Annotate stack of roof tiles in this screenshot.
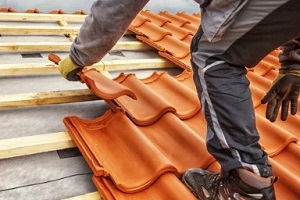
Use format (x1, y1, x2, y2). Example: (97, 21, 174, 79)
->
(62, 10, 300, 199)
(6, 7, 297, 199)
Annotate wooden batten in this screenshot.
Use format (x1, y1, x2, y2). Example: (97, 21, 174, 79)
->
(0, 25, 80, 35)
(0, 63, 59, 75)
(0, 25, 131, 36)
(0, 89, 99, 109)
(97, 58, 174, 71)
(0, 58, 174, 76)
(0, 132, 76, 159)
(0, 41, 151, 52)
(0, 12, 86, 22)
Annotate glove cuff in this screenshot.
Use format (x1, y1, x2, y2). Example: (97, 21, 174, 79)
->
(279, 69, 300, 77)
(273, 70, 300, 86)
(58, 56, 80, 80)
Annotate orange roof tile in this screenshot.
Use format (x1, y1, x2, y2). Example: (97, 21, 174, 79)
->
(158, 11, 191, 27)
(0, 7, 17, 12)
(43, 10, 300, 200)
(140, 10, 171, 27)
(80, 68, 137, 101)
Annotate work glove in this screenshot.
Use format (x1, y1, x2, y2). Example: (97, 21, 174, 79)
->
(58, 56, 83, 81)
(261, 73, 300, 122)
(261, 38, 300, 122)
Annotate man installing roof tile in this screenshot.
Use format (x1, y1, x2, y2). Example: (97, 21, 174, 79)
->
(58, 0, 300, 199)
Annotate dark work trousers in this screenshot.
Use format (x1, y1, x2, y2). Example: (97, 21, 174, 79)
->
(191, 0, 300, 177)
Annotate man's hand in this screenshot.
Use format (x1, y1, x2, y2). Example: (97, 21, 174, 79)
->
(261, 74, 300, 122)
(58, 56, 83, 81)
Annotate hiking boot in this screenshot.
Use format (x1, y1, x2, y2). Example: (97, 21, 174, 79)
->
(182, 168, 276, 200)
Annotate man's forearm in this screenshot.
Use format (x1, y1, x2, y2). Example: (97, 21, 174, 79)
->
(70, 0, 149, 67)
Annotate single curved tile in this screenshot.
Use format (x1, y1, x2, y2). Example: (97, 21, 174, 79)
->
(114, 74, 176, 126)
(80, 68, 137, 100)
(176, 12, 201, 27)
(159, 11, 191, 27)
(130, 14, 151, 28)
(140, 10, 171, 27)
(143, 72, 200, 119)
(161, 22, 193, 40)
(133, 21, 172, 42)
(138, 112, 214, 174)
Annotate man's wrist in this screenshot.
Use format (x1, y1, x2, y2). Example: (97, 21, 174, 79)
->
(58, 56, 82, 81)
(279, 69, 300, 77)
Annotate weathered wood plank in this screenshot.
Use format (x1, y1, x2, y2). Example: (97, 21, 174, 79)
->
(0, 12, 86, 22)
(0, 25, 80, 35)
(0, 63, 58, 75)
(0, 58, 174, 75)
(99, 58, 174, 71)
(0, 41, 151, 52)
(0, 132, 76, 159)
(0, 42, 72, 52)
(0, 25, 132, 36)
(114, 41, 152, 51)
(0, 89, 99, 109)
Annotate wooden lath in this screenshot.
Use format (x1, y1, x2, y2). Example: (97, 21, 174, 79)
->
(0, 23, 131, 37)
(0, 25, 80, 35)
(0, 41, 152, 52)
(0, 132, 76, 159)
(0, 12, 86, 22)
(0, 58, 174, 76)
(0, 89, 98, 109)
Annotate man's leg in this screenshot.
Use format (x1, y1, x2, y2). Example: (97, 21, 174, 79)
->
(184, 0, 300, 199)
